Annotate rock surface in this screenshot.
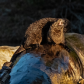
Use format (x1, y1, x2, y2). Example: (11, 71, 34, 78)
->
(0, 46, 19, 69)
(65, 33, 84, 78)
(0, 33, 84, 84)
(9, 33, 84, 84)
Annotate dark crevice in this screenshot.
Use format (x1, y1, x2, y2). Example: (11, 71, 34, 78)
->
(41, 21, 54, 44)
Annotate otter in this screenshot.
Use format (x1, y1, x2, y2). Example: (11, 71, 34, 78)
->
(10, 18, 70, 62)
(23, 18, 70, 47)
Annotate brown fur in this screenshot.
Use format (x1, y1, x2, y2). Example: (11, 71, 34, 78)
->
(10, 18, 70, 62)
(23, 18, 58, 48)
(48, 18, 70, 44)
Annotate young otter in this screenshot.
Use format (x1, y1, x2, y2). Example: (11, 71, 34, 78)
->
(23, 18, 70, 48)
(10, 18, 70, 62)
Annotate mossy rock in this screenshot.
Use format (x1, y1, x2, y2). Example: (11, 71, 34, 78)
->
(65, 33, 84, 78)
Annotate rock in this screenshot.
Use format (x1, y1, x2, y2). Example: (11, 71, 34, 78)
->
(9, 33, 84, 84)
(0, 33, 84, 84)
(0, 46, 19, 69)
(9, 45, 78, 84)
(65, 33, 84, 78)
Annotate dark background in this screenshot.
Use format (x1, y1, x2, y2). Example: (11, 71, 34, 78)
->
(0, 0, 84, 46)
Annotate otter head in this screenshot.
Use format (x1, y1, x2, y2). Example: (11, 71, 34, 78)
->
(48, 18, 70, 44)
(55, 18, 70, 32)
